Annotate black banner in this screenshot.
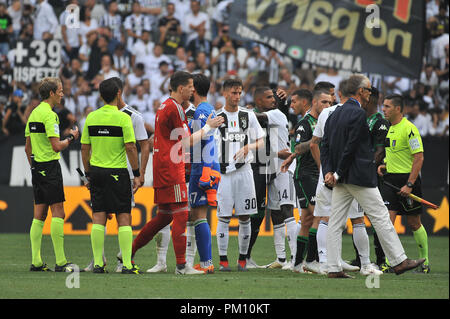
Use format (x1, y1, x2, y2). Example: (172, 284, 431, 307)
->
(230, 0, 425, 78)
(13, 40, 62, 83)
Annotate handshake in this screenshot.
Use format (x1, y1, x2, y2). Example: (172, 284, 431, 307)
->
(198, 166, 221, 207)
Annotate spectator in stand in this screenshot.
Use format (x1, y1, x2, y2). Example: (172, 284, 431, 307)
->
(99, 54, 120, 80)
(7, 0, 21, 40)
(186, 25, 211, 63)
(243, 45, 268, 75)
(124, 63, 146, 97)
(211, 39, 238, 79)
(183, 0, 210, 45)
(124, 1, 151, 53)
(33, 0, 58, 41)
(421, 63, 440, 88)
(431, 106, 450, 136)
(79, 5, 100, 46)
(112, 43, 131, 81)
(211, 0, 232, 39)
(139, 0, 163, 32)
(267, 48, 284, 86)
(279, 67, 301, 95)
(59, 0, 81, 61)
(158, 1, 182, 57)
(86, 34, 112, 80)
(0, 2, 13, 56)
(79, 31, 97, 74)
(2, 89, 26, 136)
(141, 43, 172, 77)
(79, 105, 94, 134)
(61, 79, 78, 118)
(100, 0, 123, 43)
(132, 29, 155, 67)
(151, 61, 171, 98)
(129, 84, 150, 114)
(75, 78, 99, 111)
(172, 46, 187, 71)
(315, 67, 342, 98)
(54, 98, 77, 137)
(194, 51, 211, 78)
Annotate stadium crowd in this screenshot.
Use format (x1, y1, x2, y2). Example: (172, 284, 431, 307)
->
(0, 0, 449, 142)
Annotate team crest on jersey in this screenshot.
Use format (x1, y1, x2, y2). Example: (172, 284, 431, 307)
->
(296, 133, 301, 143)
(240, 117, 247, 130)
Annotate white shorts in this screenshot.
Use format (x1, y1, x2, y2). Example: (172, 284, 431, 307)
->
(267, 172, 296, 210)
(314, 182, 363, 219)
(217, 167, 257, 217)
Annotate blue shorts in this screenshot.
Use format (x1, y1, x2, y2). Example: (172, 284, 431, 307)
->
(188, 175, 208, 208)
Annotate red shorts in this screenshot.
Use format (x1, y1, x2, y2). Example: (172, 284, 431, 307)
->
(154, 183, 188, 204)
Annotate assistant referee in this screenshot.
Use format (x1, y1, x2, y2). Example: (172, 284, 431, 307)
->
(81, 77, 142, 274)
(25, 77, 79, 272)
(378, 94, 430, 273)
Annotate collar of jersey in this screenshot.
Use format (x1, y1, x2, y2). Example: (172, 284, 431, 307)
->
(39, 101, 52, 110)
(102, 104, 119, 111)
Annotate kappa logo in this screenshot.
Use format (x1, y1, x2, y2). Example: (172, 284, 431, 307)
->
(298, 126, 305, 132)
(198, 113, 206, 120)
(379, 125, 388, 131)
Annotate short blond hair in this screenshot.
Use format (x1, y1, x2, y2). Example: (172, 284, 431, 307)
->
(39, 77, 61, 100)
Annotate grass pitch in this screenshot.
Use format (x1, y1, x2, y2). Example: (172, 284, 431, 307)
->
(0, 234, 448, 299)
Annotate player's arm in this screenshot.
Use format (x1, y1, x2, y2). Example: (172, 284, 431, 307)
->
(137, 138, 150, 184)
(25, 136, 32, 167)
(122, 116, 141, 192)
(80, 143, 91, 189)
(278, 148, 292, 160)
(49, 126, 79, 152)
(234, 137, 264, 161)
(182, 113, 224, 148)
(310, 136, 322, 170)
(399, 152, 424, 197)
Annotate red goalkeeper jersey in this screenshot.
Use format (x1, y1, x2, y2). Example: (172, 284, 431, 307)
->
(153, 97, 190, 190)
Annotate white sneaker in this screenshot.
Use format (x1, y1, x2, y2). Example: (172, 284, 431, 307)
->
(175, 264, 204, 275)
(266, 260, 286, 269)
(246, 258, 263, 269)
(115, 261, 123, 273)
(146, 263, 167, 273)
(282, 261, 293, 270)
(341, 259, 360, 272)
(84, 260, 94, 272)
(360, 263, 383, 276)
(319, 262, 328, 274)
(304, 261, 321, 274)
(292, 262, 307, 273)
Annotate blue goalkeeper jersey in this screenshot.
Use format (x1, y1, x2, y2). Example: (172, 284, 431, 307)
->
(189, 102, 220, 175)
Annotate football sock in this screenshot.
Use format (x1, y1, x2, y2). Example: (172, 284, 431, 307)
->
(353, 223, 370, 265)
(294, 235, 308, 266)
(273, 223, 286, 262)
(132, 211, 173, 257)
(317, 220, 328, 264)
(372, 228, 385, 265)
(413, 224, 429, 265)
(238, 219, 251, 257)
(194, 219, 212, 264)
(91, 224, 105, 267)
(172, 210, 188, 265)
(186, 221, 197, 266)
(305, 227, 318, 263)
(247, 210, 265, 259)
(156, 224, 171, 265)
(118, 226, 133, 269)
(30, 218, 44, 267)
(216, 217, 230, 257)
(285, 217, 297, 262)
(51, 217, 67, 266)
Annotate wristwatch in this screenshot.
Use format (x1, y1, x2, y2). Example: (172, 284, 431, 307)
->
(406, 181, 414, 188)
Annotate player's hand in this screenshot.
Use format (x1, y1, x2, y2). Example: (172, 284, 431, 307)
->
(210, 169, 221, 186)
(398, 185, 412, 197)
(206, 113, 224, 128)
(377, 164, 386, 176)
(234, 145, 249, 162)
(276, 88, 287, 101)
(280, 154, 294, 173)
(132, 176, 142, 194)
(139, 173, 145, 186)
(69, 126, 79, 140)
(324, 172, 336, 187)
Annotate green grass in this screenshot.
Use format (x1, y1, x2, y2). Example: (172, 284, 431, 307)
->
(0, 234, 448, 299)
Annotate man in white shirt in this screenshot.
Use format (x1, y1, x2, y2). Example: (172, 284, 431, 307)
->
(60, 0, 81, 60)
(141, 43, 172, 77)
(131, 30, 155, 66)
(33, 0, 58, 40)
(124, 1, 151, 52)
(183, 0, 210, 44)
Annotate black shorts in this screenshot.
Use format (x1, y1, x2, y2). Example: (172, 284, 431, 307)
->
(380, 173, 423, 215)
(31, 160, 65, 205)
(252, 167, 267, 212)
(89, 166, 132, 214)
(294, 173, 319, 209)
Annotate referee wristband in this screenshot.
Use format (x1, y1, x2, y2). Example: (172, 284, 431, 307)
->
(132, 169, 141, 177)
(66, 134, 75, 144)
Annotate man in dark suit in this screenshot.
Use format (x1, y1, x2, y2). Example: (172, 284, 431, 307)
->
(321, 74, 425, 278)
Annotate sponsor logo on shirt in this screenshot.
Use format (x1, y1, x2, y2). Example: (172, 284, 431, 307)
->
(222, 132, 247, 142)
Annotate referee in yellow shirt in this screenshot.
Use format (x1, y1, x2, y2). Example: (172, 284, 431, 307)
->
(25, 77, 79, 272)
(81, 77, 142, 274)
(378, 94, 429, 273)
